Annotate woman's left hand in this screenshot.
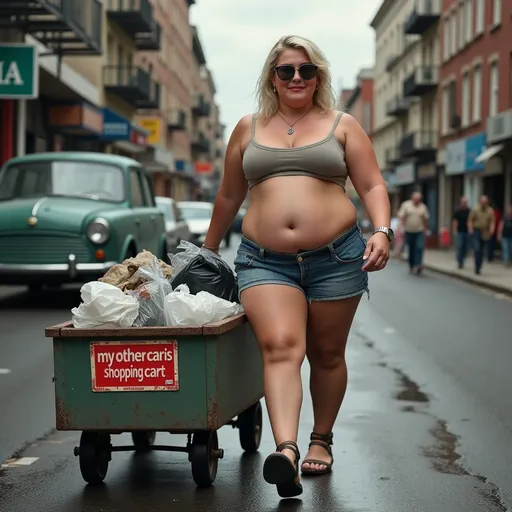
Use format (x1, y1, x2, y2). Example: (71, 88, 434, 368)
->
(362, 233, 390, 272)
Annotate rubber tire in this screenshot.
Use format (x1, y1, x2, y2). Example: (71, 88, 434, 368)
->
(131, 431, 156, 453)
(78, 431, 110, 485)
(190, 430, 219, 488)
(238, 401, 263, 453)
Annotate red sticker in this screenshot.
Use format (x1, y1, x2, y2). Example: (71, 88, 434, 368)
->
(90, 340, 179, 392)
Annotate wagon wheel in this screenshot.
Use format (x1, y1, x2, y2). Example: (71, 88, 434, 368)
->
(190, 430, 223, 488)
(238, 401, 263, 453)
(132, 431, 156, 453)
(78, 431, 111, 485)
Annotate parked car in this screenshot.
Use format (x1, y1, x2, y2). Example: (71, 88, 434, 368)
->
(177, 201, 214, 246)
(0, 152, 167, 291)
(155, 196, 191, 252)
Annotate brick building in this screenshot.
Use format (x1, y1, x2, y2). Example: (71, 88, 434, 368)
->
(439, 0, 511, 226)
(344, 68, 374, 137)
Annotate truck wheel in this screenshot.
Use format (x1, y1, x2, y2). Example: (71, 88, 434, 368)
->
(131, 431, 156, 453)
(190, 430, 222, 487)
(238, 401, 263, 453)
(78, 431, 110, 485)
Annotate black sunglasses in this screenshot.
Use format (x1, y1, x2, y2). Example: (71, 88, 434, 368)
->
(274, 63, 318, 81)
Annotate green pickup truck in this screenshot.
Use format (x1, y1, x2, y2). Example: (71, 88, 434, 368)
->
(0, 152, 167, 291)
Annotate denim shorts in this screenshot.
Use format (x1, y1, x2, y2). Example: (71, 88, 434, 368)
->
(234, 224, 370, 302)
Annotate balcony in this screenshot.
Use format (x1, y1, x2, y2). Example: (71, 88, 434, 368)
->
(104, 66, 152, 103)
(167, 109, 187, 131)
(385, 54, 401, 72)
(0, 0, 102, 55)
(106, 0, 153, 35)
(403, 66, 438, 97)
(404, 0, 441, 35)
(191, 132, 211, 154)
(135, 22, 161, 51)
(386, 96, 410, 117)
(137, 80, 160, 109)
(399, 131, 437, 159)
(386, 147, 403, 166)
(192, 95, 211, 118)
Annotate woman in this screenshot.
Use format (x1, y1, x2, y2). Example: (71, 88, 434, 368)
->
(203, 35, 391, 498)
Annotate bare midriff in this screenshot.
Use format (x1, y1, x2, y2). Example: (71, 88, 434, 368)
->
(242, 176, 357, 253)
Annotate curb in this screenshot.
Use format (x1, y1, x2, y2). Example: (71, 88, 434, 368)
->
(423, 263, 512, 297)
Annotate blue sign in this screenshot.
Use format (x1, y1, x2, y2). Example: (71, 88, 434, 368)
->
(175, 159, 193, 173)
(464, 132, 486, 172)
(101, 108, 130, 140)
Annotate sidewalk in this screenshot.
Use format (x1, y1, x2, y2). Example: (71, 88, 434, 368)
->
(421, 249, 512, 295)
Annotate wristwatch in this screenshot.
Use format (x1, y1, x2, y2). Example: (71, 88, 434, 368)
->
(373, 226, 394, 242)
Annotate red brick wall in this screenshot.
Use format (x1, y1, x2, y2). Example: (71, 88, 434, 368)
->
(439, 0, 512, 148)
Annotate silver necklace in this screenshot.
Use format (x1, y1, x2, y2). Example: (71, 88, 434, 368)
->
(277, 107, 314, 135)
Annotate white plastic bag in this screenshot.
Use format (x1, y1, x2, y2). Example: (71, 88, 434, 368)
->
(164, 284, 243, 327)
(72, 281, 139, 328)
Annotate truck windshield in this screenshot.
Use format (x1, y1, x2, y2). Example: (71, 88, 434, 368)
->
(0, 160, 125, 202)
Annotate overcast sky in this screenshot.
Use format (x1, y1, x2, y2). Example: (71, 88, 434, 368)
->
(190, 0, 381, 138)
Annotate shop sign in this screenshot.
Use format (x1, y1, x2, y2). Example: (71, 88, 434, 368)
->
(464, 132, 486, 172)
(0, 44, 39, 99)
(393, 162, 415, 185)
(195, 161, 213, 174)
(417, 163, 437, 181)
(445, 139, 465, 175)
(102, 108, 130, 140)
(130, 126, 147, 147)
(137, 117, 161, 145)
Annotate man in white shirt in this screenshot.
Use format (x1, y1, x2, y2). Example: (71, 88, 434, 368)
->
(398, 191, 430, 275)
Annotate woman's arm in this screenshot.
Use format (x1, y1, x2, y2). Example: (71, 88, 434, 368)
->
(203, 115, 251, 251)
(341, 114, 390, 230)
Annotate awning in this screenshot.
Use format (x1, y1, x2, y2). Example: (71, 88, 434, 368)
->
(475, 144, 504, 163)
(138, 146, 175, 172)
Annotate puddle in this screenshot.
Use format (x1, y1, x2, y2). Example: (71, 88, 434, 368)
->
(393, 369, 430, 403)
(423, 420, 469, 476)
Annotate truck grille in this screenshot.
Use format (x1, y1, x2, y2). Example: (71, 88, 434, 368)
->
(0, 234, 91, 264)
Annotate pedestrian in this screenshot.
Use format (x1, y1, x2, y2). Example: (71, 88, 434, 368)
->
(468, 195, 495, 275)
(202, 35, 391, 498)
(398, 191, 429, 275)
(497, 204, 512, 266)
(452, 196, 470, 269)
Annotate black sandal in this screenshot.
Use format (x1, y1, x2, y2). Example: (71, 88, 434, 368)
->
(263, 441, 303, 498)
(301, 432, 334, 476)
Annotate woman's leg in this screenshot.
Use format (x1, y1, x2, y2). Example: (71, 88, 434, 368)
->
(241, 284, 308, 467)
(301, 295, 361, 472)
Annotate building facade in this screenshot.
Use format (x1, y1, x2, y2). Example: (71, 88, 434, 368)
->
(371, 0, 441, 246)
(0, 0, 224, 202)
(439, 0, 511, 227)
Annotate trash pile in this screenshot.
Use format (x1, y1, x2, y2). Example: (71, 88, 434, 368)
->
(71, 242, 243, 329)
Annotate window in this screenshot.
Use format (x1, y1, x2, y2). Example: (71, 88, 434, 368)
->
(475, 0, 484, 33)
(489, 61, 499, 116)
(465, 0, 473, 43)
(472, 66, 482, 121)
(443, 17, 450, 61)
(451, 12, 457, 56)
(462, 72, 470, 126)
(442, 86, 450, 134)
(493, 0, 502, 25)
(130, 171, 144, 207)
(449, 81, 458, 127)
(458, 4, 465, 49)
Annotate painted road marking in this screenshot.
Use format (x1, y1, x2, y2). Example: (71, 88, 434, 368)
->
(1, 457, 39, 468)
(0, 368, 11, 375)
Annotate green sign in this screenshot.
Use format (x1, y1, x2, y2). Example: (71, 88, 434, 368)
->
(0, 44, 39, 99)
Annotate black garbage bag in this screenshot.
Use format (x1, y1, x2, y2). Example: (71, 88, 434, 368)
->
(170, 242, 239, 303)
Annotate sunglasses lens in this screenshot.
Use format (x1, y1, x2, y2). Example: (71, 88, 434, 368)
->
(299, 65, 317, 80)
(276, 66, 295, 81)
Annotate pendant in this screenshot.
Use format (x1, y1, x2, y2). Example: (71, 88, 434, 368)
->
(288, 127, 294, 135)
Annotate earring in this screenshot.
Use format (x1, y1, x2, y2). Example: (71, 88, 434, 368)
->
(273, 85, 277, 93)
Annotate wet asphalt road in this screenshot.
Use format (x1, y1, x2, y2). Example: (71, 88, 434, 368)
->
(1, 236, 512, 511)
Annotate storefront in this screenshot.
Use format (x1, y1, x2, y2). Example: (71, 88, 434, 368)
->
(485, 108, 512, 208)
(100, 108, 148, 157)
(417, 162, 439, 242)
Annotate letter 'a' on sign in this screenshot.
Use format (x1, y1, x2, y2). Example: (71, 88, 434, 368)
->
(0, 44, 39, 99)
(90, 340, 179, 392)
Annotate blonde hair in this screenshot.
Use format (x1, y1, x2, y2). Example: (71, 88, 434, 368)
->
(255, 35, 337, 119)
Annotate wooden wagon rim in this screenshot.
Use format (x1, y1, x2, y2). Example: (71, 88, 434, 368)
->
(45, 313, 248, 338)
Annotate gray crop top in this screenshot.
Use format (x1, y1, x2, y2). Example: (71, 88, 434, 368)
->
(242, 111, 348, 190)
